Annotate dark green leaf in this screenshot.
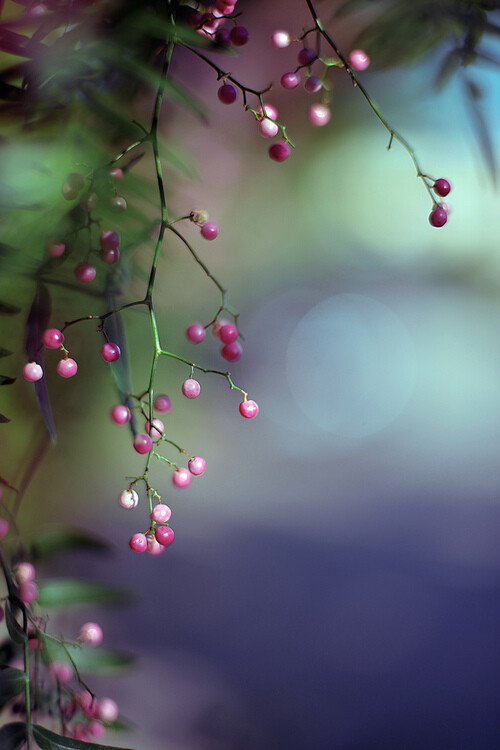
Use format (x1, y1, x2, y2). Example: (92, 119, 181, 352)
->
(5, 603, 28, 645)
(0, 667, 28, 709)
(0, 347, 13, 358)
(0, 374, 15, 385)
(0, 413, 11, 422)
(335, 0, 380, 18)
(0, 722, 27, 750)
(25, 283, 57, 442)
(33, 724, 136, 750)
(463, 75, 497, 184)
(37, 579, 131, 608)
(31, 527, 111, 561)
(0, 302, 21, 315)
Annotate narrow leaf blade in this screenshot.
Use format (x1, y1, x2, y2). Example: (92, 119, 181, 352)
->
(0, 722, 27, 750)
(5, 602, 28, 644)
(37, 579, 131, 608)
(33, 724, 136, 750)
(31, 526, 111, 561)
(0, 667, 28, 709)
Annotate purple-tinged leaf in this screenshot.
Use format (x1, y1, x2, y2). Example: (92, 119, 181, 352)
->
(0, 374, 15, 385)
(0, 722, 27, 750)
(0, 302, 21, 315)
(0, 413, 11, 422)
(25, 283, 57, 442)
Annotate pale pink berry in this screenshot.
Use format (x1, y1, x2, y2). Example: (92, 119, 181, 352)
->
(221, 341, 242, 361)
(200, 222, 219, 240)
(133, 434, 152, 454)
(76, 690, 98, 718)
(73, 724, 88, 741)
(348, 49, 370, 71)
(47, 239, 65, 258)
(215, 0, 234, 13)
(281, 72, 300, 89)
(23, 362, 43, 382)
(101, 342, 121, 362)
(42, 328, 64, 349)
(186, 323, 206, 343)
(118, 489, 139, 509)
(49, 661, 72, 685)
(269, 142, 291, 162)
(146, 535, 165, 555)
(155, 526, 175, 546)
(75, 262, 96, 283)
(239, 399, 259, 419)
(308, 103, 331, 127)
(15, 562, 35, 584)
(100, 230, 120, 252)
(259, 118, 279, 138)
(98, 697, 119, 723)
(271, 29, 290, 49)
(0, 518, 9, 539)
(111, 196, 127, 212)
(219, 323, 238, 343)
(188, 456, 206, 476)
(57, 358, 78, 378)
(182, 378, 200, 399)
(151, 503, 171, 523)
(129, 533, 147, 553)
(154, 394, 172, 414)
(259, 103, 278, 120)
(145, 418, 164, 439)
(172, 468, 191, 488)
(79, 622, 103, 646)
(88, 720, 106, 739)
(111, 404, 131, 425)
(109, 167, 124, 180)
(19, 581, 38, 603)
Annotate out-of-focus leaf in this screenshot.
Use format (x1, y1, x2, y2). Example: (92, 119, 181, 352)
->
(0, 412, 11, 422)
(0, 374, 15, 385)
(0, 667, 28, 710)
(33, 724, 136, 750)
(335, 0, 380, 18)
(31, 526, 111, 561)
(0, 722, 27, 750)
(81, 84, 143, 139)
(434, 48, 462, 90)
(5, 603, 28, 645)
(25, 282, 57, 442)
(463, 75, 497, 184)
(42, 639, 134, 675)
(37, 579, 131, 608)
(0, 302, 21, 314)
(0, 347, 13, 357)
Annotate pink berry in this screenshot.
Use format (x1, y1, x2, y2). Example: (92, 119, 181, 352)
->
(259, 118, 279, 138)
(429, 206, 448, 227)
(218, 83, 237, 105)
(280, 72, 300, 89)
(88, 720, 106, 739)
(101, 248, 120, 264)
(101, 342, 121, 362)
(200, 222, 219, 240)
(258, 103, 278, 120)
(186, 323, 206, 343)
(133, 434, 152, 454)
(42, 328, 64, 349)
(305, 75, 322, 94)
(57, 358, 78, 378)
(155, 526, 175, 546)
(19, 581, 38, 603)
(308, 103, 331, 127)
(146, 535, 165, 555)
(215, 0, 234, 11)
(269, 142, 291, 162)
(219, 323, 238, 344)
(76, 690, 98, 717)
(151, 503, 171, 523)
(182, 378, 201, 399)
(110, 196, 127, 212)
(348, 49, 370, 71)
(154, 394, 172, 414)
(129, 533, 147, 553)
(239, 399, 259, 419)
(47, 239, 65, 258)
(23, 362, 43, 382)
(97, 697, 119, 723)
(100, 230, 120, 252)
(271, 29, 290, 49)
(73, 724, 88, 741)
(111, 404, 131, 425)
(109, 167, 124, 180)
(145, 418, 164, 438)
(221, 341, 242, 362)
(298, 47, 316, 66)
(15, 562, 35, 584)
(75, 262, 96, 283)
(118, 489, 139, 509)
(0, 518, 9, 539)
(172, 468, 191, 488)
(212, 318, 231, 340)
(433, 178, 451, 197)
(230, 25, 248, 46)
(188, 10, 203, 27)
(49, 661, 72, 685)
(79, 622, 103, 646)
(188, 456, 206, 476)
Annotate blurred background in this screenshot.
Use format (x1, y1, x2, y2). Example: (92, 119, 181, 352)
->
(1, 0, 499, 747)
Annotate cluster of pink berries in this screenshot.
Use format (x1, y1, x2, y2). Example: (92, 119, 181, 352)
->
(62, 169, 126, 212)
(15, 561, 39, 605)
(180, 1, 248, 47)
(186, 317, 242, 362)
(428, 178, 451, 227)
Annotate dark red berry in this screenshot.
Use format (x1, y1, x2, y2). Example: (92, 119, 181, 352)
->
(230, 26, 249, 46)
(298, 47, 316, 66)
(429, 207, 448, 227)
(269, 142, 291, 162)
(433, 178, 451, 197)
(218, 83, 237, 104)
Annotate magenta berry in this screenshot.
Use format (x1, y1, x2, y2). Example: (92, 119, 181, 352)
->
(212, 318, 231, 339)
(129, 533, 147, 553)
(305, 75, 322, 94)
(269, 142, 291, 162)
(155, 526, 175, 546)
(49, 661, 72, 685)
(186, 323, 206, 343)
(172, 468, 191, 488)
(79, 622, 103, 646)
(308, 103, 331, 127)
(75, 262, 96, 283)
(47, 239, 65, 258)
(109, 167, 124, 180)
(188, 456, 206, 476)
(57, 357, 78, 378)
(151, 503, 172, 523)
(111, 404, 130, 425)
(118, 489, 139, 509)
(100, 230, 120, 252)
(98, 698, 119, 723)
(298, 47, 316, 66)
(23, 362, 43, 382)
(15, 562, 35, 584)
(145, 418, 164, 438)
(429, 206, 448, 227)
(348, 49, 370, 71)
(101, 342, 121, 362)
(218, 83, 237, 105)
(133, 433, 152, 454)
(280, 72, 300, 89)
(230, 25, 249, 46)
(215, 0, 234, 11)
(182, 378, 201, 399)
(73, 724, 88, 741)
(215, 28, 231, 46)
(200, 222, 219, 240)
(0, 518, 9, 540)
(221, 341, 242, 362)
(42, 328, 64, 349)
(219, 323, 238, 344)
(88, 721, 106, 739)
(154, 394, 172, 414)
(271, 29, 290, 49)
(239, 399, 259, 419)
(110, 195, 127, 212)
(19, 581, 38, 604)
(433, 178, 451, 197)
(101, 248, 120, 264)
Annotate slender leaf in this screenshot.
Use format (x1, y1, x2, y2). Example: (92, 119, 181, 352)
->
(0, 347, 13, 358)
(0, 302, 21, 315)
(0, 667, 28, 710)
(0, 722, 27, 750)
(463, 75, 497, 184)
(42, 639, 134, 675)
(0, 413, 11, 422)
(0, 374, 15, 385)
(37, 579, 131, 608)
(31, 527, 111, 561)
(5, 602, 28, 644)
(25, 283, 57, 441)
(33, 724, 136, 750)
